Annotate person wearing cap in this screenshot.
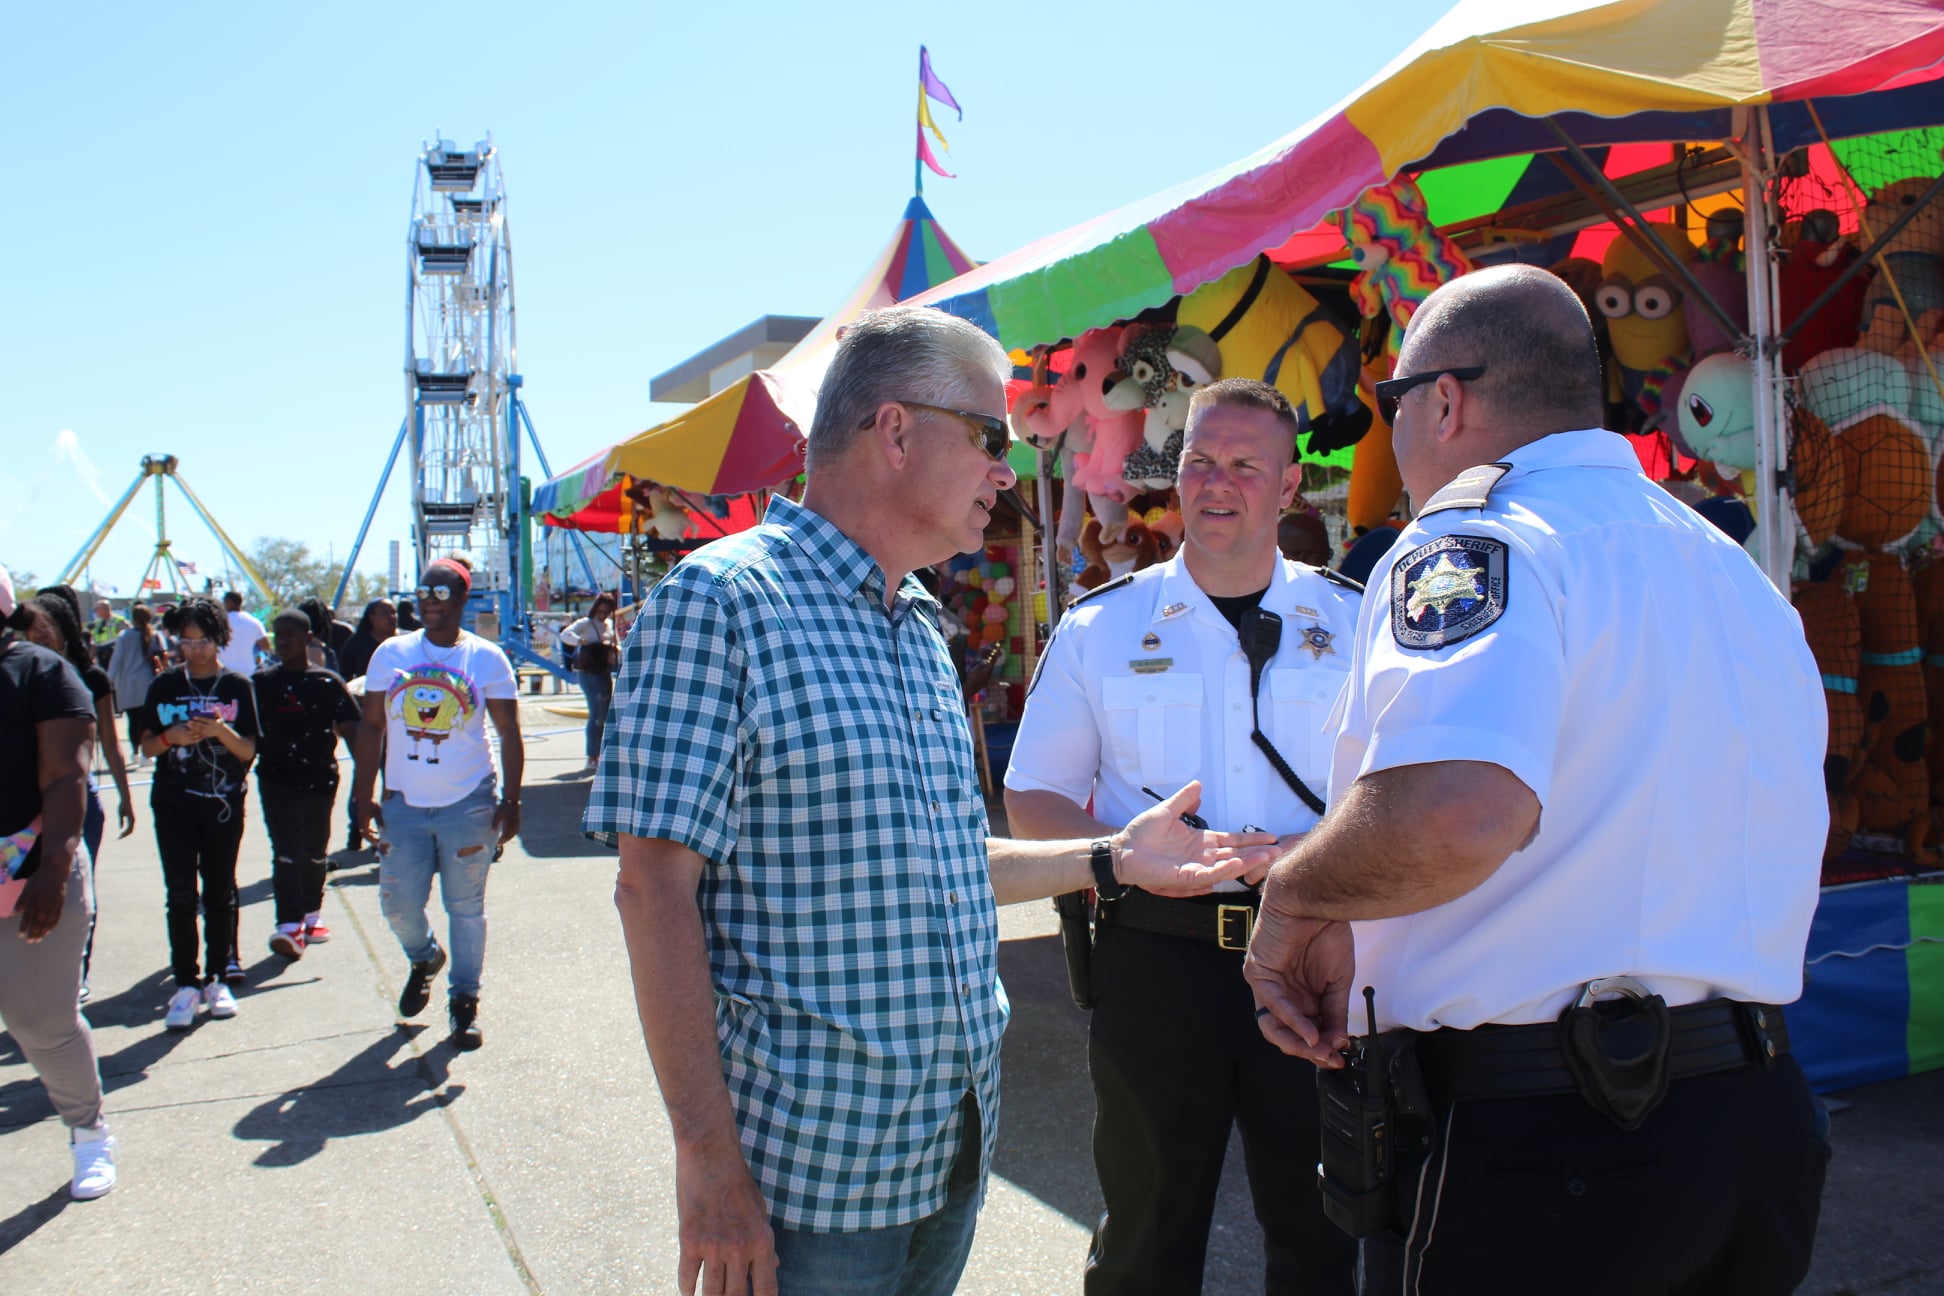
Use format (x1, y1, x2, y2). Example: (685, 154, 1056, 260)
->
(253, 610, 360, 960)
(0, 566, 117, 1199)
(587, 306, 1274, 1296)
(1244, 264, 1829, 1293)
(351, 557, 522, 1051)
(1005, 378, 1360, 1295)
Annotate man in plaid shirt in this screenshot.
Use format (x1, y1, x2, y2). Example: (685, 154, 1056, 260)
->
(587, 306, 1273, 1296)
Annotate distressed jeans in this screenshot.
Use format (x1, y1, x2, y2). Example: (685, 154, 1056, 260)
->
(376, 778, 497, 996)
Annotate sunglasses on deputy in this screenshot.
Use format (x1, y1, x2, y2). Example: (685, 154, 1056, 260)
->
(1373, 365, 1487, 426)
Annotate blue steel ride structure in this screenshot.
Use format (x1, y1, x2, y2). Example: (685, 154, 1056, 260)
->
(337, 134, 584, 678)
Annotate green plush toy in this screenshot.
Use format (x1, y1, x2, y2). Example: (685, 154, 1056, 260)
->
(1676, 352, 1758, 472)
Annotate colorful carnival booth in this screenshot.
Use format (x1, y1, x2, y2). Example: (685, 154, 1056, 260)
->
(900, 0, 1944, 1090)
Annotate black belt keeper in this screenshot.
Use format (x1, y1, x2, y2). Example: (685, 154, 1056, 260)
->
(1415, 999, 1789, 1107)
(1097, 889, 1260, 951)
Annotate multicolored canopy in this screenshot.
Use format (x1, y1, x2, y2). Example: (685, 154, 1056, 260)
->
(535, 196, 976, 529)
(911, 0, 1944, 348)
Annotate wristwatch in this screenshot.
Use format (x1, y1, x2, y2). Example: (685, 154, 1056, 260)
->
(1091, 838, 1126, 902)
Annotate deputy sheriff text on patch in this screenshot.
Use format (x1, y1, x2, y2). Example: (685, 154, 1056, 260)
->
(1389, 533, 1507, 650)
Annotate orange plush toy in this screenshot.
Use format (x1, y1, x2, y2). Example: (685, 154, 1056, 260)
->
(1852, 551, 1937, 864)
(1789, 403, 1845, 547)
(1834, 414, 1932, 549)
(1915, 560, 1944, 842)
(1793, 580, 1867, 867)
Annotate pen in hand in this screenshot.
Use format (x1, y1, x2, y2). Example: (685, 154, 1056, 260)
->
(1141, 785, 1210, 830)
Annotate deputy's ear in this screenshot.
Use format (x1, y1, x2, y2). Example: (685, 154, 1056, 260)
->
(865, 401, 911, 467)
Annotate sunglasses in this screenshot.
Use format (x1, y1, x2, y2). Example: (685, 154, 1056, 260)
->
(414, 585, 458, 602)
(1373, 365, 1487, 426)
(879, 400, 1012, 462)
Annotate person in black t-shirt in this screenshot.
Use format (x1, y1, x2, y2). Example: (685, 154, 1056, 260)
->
(137, 598, 258, 1029)
(0, 568, 117, 1199)
(20, 593, 137, 1001)
(253, 611, 360, 960)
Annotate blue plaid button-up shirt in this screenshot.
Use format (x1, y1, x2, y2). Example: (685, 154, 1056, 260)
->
(584, 494, 1006, 1231)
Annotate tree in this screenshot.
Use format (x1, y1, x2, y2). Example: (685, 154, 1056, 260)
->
(245, 537, 387, 614)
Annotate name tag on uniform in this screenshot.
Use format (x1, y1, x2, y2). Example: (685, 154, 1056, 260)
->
(1129, 657, 1173, 674)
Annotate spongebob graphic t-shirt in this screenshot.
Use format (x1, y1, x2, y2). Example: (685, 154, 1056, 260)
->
(362, 629, 518, 808)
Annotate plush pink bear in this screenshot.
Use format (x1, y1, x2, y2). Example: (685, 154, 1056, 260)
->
(1061, 327, 1144, 501)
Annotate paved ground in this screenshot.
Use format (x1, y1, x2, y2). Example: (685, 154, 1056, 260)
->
(2, 699, 1940, 1294)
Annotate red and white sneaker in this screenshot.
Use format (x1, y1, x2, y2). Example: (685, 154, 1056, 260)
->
(303, 922, 332, 944)
(269, 928, 306, 959)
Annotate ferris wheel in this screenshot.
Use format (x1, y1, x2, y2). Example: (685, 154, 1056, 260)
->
(406, 135, 518, 592)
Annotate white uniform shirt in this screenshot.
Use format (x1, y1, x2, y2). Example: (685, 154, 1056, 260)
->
(1006, 553, 1363, 864)
(1331, 429, 1828, 1031)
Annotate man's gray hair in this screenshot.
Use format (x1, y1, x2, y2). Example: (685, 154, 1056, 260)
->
(807, 305, 1011, 469)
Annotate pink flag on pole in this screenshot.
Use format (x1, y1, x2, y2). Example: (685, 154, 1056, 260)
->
(918, 122, 956, 178)
(920, 46, 961, 119)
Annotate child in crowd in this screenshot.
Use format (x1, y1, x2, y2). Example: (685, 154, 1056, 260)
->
(253, 611, 361, 960)
(137, 598, 258, 1029)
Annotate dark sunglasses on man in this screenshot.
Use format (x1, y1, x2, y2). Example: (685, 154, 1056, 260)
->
(866, 400, 1013, 462)
(1373, 365, 1487, 426)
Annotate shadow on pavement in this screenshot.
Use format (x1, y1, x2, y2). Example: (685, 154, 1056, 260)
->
(0, 1184, 71, 1258)
(232, 1026, 462, 1167)
(514, 779, 610, 860)
(992, 933, 1100, 1227)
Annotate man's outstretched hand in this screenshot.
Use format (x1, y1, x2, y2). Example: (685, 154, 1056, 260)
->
(1112, 781, 1278, 897)
(1244, 861, 1356, 1066)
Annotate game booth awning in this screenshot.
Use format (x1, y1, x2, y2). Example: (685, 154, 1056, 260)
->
(905, 0, 1944, 1095)
(912, 0, 1944, 350)
(534, 195, 978, 530)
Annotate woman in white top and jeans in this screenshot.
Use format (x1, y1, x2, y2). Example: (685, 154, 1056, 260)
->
(559, 592, 618, 775)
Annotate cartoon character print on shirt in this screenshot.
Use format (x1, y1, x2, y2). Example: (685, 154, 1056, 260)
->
(385, 665, 481, 765)
(155, 697, 241, 770)
(1390, 534, 1508, 651)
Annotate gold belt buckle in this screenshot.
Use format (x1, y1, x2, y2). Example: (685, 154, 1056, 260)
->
(1217, 904, 1254, 951)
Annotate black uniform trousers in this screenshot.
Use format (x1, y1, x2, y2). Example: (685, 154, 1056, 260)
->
(1085, 917, 1358, 1295)
(1361, 1052, 1829, 1295)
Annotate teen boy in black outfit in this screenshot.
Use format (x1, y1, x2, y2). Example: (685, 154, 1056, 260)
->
(253, 611, 360, 960)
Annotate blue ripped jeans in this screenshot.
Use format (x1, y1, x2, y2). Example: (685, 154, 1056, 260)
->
(376, 778, 497, 996)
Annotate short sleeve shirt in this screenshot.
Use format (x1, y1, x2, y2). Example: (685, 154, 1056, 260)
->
(220, 611, 268, 677)
(583, 494, 1005, 1232)
(0, 639, 96, 878)
(362, 631, 518, 807)
(1007, 553, 1362, 850)
(1331, 429, 1828, 1030)
(252, 666, 361, 793)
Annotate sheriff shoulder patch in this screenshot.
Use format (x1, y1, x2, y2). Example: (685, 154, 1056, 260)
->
(1390, 535, 1508, 651)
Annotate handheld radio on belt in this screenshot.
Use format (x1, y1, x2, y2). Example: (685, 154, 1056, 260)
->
(1238, 609, 1326, 815)
(1315, 987, 1435, 1237)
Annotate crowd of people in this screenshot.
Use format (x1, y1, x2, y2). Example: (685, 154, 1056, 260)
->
(6, 281, 1832, 1293)
(0, 564, 525, 1203)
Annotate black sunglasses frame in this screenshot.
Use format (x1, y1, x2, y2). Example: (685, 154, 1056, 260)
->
(870, 399, 1013, 462)
(1373, 365, 1487, 425)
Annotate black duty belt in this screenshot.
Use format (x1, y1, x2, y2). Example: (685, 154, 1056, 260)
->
(1098, 889, 1259, 952)
(1415, 999, 1789, 1103)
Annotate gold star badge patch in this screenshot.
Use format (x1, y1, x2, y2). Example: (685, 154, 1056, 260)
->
(1390, 535, 1508, 650)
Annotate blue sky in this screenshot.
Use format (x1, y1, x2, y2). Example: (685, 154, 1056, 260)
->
(1, 0, 1452, 597)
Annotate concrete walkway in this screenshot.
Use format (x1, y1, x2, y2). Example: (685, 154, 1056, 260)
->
(1, 702, 1938, 1294)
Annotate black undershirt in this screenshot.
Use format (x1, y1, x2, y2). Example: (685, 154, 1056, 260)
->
(1207, 586, 1271, 632)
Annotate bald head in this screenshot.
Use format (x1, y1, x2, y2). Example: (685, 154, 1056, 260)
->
(1400, 264, 1605, 439)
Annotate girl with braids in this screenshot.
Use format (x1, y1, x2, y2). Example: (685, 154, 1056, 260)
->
(135, 597, 258, 1028)
(19, 594, 136, 1001)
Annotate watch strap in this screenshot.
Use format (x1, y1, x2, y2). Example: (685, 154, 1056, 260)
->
(1091, 838, 1125, 901)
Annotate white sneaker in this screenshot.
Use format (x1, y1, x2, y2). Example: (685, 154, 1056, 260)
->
(203, 982, 237, 1020)
(70, 1126, 117, 1200)
(164, 986, 201, 1030)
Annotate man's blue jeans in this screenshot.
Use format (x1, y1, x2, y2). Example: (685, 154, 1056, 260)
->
(376, 779, 497, 996)
(770, 1097, 982, 1296)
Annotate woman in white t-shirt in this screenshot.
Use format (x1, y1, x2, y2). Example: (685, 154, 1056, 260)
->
(558, 592, 618, 776)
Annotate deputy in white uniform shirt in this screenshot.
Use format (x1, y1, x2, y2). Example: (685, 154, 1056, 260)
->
(1244, 265, 1829, 1296)
(1007, 378, 1359, 1295)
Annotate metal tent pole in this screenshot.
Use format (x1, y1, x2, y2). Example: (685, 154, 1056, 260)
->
(1738, 106, 1792, 591)
(1037, 450, 1061, 631)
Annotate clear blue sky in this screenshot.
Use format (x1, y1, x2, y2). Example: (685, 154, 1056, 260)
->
(1, 0, 1452, 598)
